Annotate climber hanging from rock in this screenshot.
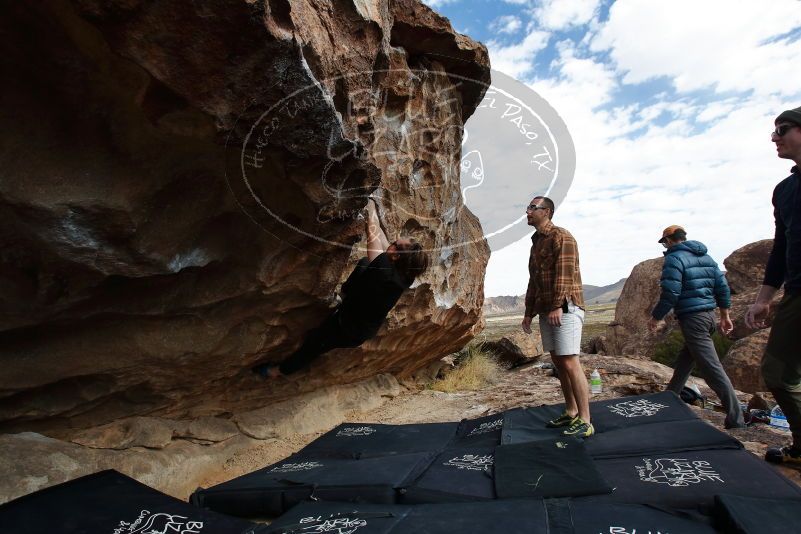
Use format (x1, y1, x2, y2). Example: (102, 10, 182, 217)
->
(252, 198, 429, 379)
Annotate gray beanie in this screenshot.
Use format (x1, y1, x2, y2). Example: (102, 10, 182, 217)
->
(775, 106, 801, 125)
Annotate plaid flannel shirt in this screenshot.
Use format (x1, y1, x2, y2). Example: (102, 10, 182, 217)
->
(524, 220, 585, 317)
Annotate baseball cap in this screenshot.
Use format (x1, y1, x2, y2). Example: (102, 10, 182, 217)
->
(658, 224, 685, 243)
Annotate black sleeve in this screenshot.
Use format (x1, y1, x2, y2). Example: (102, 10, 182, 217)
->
(763, 188, 787, 289)
(341, 257, 370, 297)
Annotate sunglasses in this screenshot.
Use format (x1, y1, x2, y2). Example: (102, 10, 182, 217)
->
(526, 204, 549, 211)
(772, 124, 799, 138)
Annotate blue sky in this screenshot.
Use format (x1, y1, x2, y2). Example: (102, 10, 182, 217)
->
(423, 0, 801, 296)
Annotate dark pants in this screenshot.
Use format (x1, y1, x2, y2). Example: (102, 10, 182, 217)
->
(666, 310, 744, 428)
(278, 310, 366, 375)
(762, 292, 801, 446)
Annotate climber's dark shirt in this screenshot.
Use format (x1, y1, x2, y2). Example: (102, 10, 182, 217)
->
(764, 166, 801, 295)
(338, 253, 410, 339)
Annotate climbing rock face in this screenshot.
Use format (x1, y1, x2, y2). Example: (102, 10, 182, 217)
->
(0, 0, 490, 435)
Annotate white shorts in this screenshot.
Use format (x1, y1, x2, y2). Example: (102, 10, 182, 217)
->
(539, 299, 585, 356)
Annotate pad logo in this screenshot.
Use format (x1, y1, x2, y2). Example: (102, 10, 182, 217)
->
(635, 458, 724, 487)
(112, 510, 204, 534)
(608, 399, 669, 418)
(270, 461, 323, 473)
(297, 515, 367, 534)
(336, 426, 377, 437)
(604, 528, 668, 534)
(443, 454, 494, 471)
(467, 418, 502, 436)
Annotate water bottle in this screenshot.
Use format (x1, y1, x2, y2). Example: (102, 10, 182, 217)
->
(770, 404, 790, 429)
(590, 369, 602, 394)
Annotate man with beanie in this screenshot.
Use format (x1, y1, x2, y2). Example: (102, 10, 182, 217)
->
(746, 106, 801, 465)
(648, 225, 744, 429)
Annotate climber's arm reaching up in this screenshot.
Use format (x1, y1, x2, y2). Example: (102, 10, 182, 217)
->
(366, 198, 390, 261)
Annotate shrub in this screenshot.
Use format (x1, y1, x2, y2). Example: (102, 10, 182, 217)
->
(430, 343, 502, 393)
(651, 329, 735, 373)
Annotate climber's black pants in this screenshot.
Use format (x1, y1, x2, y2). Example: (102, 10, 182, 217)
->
(278, 310, 367, 375)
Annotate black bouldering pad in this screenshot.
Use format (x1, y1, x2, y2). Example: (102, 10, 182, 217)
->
(714, 494, 801, 534)
(584, 419, 743, 459)
(265, 499, 549, 534)
(502, 392, 698, 446)
(191, 452, 434, 517)
(590, 391, 699, 432)
(264, 502, 407, 534)
(452, 412, 506, 447)
(494, 439, 612, 499)
(567, 500, 718, 533)
(501, 405, 566, 445)
(582, 449, 801, 509)
(298, 422, 458, 459)
(0, 470, 262, 534)
(397, 499, 548, 533)
(400, 446, 496, 503)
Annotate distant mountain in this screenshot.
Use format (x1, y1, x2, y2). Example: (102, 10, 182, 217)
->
(582, 277, 627, 304)
(483, 278, 627, 315)
(482, 295, 526, 315)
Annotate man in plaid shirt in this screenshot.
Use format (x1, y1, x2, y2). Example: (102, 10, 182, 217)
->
(521, 196, 593, 437)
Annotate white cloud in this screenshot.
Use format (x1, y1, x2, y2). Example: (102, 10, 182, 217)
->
(487, 29, 551, 78)
(490, 15, 523, 35)
(591, 0, 801, 96)
(422, 0, 460, 8)
(533, 40, 619, 109)
(533, 0, 602, 30)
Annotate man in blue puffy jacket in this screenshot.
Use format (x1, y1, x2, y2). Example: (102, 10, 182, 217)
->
(647, 225, 745, 428)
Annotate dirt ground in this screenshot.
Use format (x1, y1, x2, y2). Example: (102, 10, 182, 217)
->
(201, 357, 801, 491)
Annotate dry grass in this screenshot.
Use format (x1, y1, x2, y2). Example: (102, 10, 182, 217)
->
(430, 344, 503, 393)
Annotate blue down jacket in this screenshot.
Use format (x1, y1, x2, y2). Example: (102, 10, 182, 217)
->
(651, 240, 731, 320)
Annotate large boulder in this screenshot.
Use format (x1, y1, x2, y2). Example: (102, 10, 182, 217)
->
(605, 257, 678, 356)
(723, 240, 782, 340)
(723, 330, 770, 394)
(479, 330, 543, 369)
(723, 240, 773, 294)
(0, 1, 490, 436)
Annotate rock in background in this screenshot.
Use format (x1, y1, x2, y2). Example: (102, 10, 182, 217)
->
(723, 330, 770, 394)
(724, 240, 781, 340)
(0, 0, 490, 437)
(479, 331, 543, 369)
(721, 239, 782, 393)
(602, 257, 675, 356)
